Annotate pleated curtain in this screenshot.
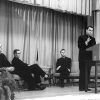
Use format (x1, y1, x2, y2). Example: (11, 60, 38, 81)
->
(9, 0, 92, 16)
(0, 1, 87, 73)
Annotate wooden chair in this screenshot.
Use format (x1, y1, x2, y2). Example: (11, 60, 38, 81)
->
(42, 67, 53, 86)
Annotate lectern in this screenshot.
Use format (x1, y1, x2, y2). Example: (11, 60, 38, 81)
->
(87, 44, 100, 61)
(86, 43, 100, 93)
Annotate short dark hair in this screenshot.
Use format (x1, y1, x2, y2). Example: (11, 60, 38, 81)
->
(13, 49, 20, 54)
(60, 49, 65, 53)
(86, 26, 93, 30)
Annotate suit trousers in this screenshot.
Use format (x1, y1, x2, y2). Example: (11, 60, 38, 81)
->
(79, 61, 91, 90)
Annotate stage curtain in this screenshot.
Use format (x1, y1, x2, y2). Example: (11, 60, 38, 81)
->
(92, 0, 100, 44)
(0, 1, 86, 73)
(92, 0, 100, 11)
(92, 11, 100, 44)
(9, 0, 92, 16)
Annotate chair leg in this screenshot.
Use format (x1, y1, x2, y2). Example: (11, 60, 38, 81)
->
(47, 74, 53, 86)
(53, 77, 60, 86)
(48, 77, 52, 86)
(55, 78, 59, 85)
(53, 77, 57, 86)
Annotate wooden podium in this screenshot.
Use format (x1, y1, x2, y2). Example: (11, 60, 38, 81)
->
(86, 43, 100, 93)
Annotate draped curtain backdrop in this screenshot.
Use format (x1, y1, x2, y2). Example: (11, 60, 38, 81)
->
(92, 0, 100, 44)
(9, 0, 92, 16)
(0, 1, 87, 73)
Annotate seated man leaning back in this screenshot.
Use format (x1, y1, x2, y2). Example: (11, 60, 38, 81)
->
(11, 49, 48, 90)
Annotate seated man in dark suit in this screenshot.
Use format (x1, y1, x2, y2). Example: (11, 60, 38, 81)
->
(11, 49, 48, 90)
(56, 49, 71, 87)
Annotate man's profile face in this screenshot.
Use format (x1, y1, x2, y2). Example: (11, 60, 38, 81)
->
(60, 50, 65, 57)
(86, 27, 93, 37)
(15, 50, 21, 58)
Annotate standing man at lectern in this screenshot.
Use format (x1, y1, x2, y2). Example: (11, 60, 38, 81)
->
(78, 26, 96, 91)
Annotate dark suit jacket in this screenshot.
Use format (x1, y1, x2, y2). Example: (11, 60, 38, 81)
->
(11, 57, 28, 74)
(78, 35, 96, 61)
(0, 53, 11, 68)
(56, 57, 71, 72)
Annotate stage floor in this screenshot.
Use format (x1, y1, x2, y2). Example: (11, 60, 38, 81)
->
(15, 85, 100, 100)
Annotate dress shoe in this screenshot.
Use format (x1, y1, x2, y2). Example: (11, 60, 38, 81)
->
(84, 88, 91, 92)
(87, 88, 91, 91)
(36, 84, 46, 90)
(79, 89, 84, 91)
(60, 84, 64, 88)
(79, 88, 91, 91)
(85, 88, 91, 91)
(28, 88, 36, 91)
